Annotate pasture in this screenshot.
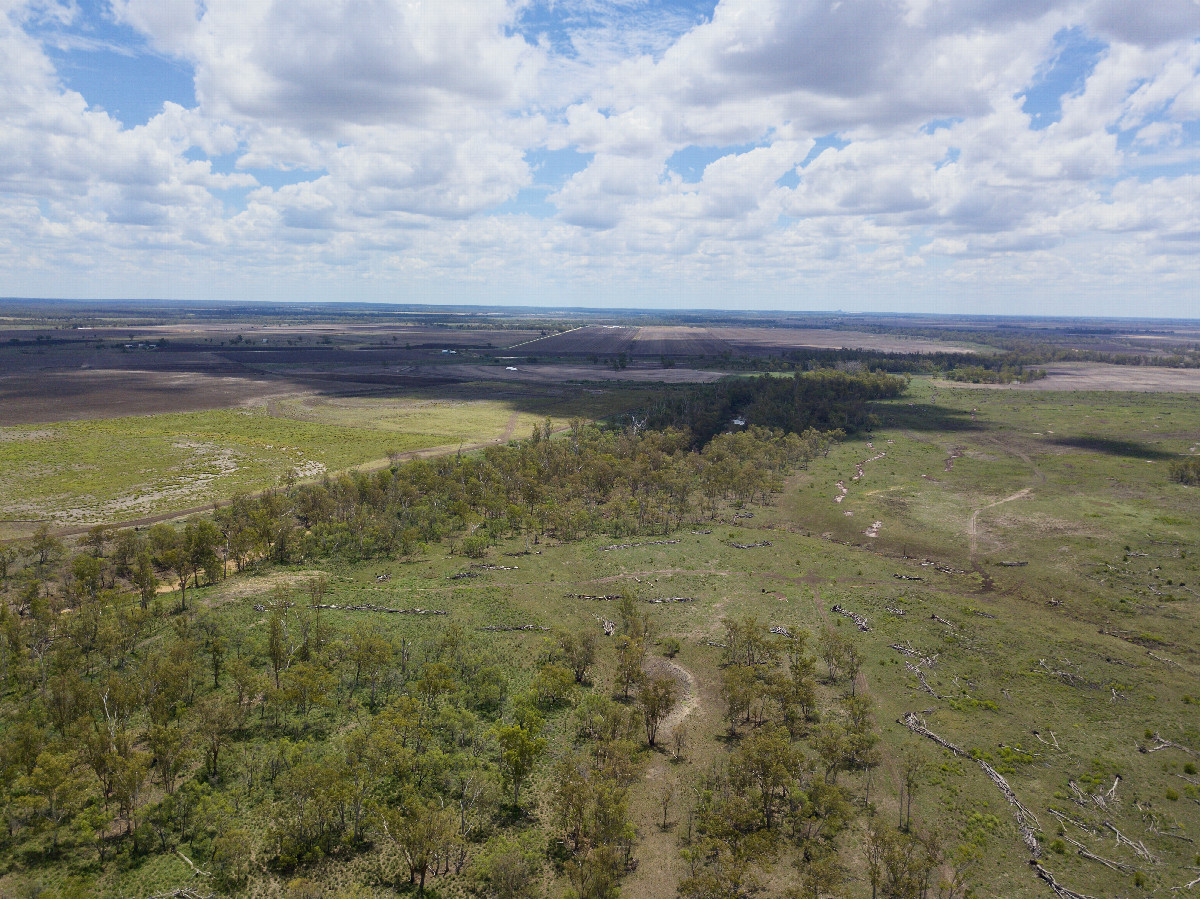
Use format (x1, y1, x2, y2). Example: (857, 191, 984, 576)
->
(0, 383, 652, 538)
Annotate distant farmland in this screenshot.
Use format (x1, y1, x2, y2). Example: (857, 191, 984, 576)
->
(515, 324, 978, 357)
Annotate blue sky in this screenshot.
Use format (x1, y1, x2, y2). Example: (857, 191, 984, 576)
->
(2, 0, 1199, 316)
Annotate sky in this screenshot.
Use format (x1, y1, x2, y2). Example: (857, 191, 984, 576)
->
(2, 0, 1199, 317)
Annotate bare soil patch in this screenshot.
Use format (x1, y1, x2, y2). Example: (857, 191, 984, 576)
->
(0, 369, 299, 425)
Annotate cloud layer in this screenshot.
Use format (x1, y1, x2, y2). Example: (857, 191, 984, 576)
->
(2, 0, 1199, 314)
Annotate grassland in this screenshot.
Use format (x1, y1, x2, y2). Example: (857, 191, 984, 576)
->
(7, 375, 1196, 899)
(0, 383, 651, 538)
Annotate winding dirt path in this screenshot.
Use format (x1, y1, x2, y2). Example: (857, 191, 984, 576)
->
(651, 658, 698, 736)
(968, 487, 1032, 556)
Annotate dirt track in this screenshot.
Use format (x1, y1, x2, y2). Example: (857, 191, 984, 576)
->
(968, 487, 1033, 556)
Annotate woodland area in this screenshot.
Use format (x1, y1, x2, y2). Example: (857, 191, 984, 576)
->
(0, 371, 967, 898)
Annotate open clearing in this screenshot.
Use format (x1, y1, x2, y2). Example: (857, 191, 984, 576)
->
(0, 382, 654, 537)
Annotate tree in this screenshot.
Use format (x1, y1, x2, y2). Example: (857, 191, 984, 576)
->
(614, 636, 644, 700)
(379, 797, 456, 895)
(150, 525, 190, 612)
(31, 523, 63, 575)
(469, 832, 543, 899)
(133, 553, 158, 609)
(495, 718, 546, 807)
(195, 694, 236, 779)
(901, 752, 925, 832)
(637, 675, 676, 747)
(15, 749, 89, 854)
(147, 724, 188, 795)
(554, 628, 597, 684)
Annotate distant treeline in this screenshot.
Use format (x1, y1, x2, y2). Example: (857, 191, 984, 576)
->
(645, 369, 907, 445)
(850, 327, 1200, 369)
(652, 346, 1050, 383)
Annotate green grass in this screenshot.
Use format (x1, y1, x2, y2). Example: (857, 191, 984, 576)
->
(5, 375, 1199, 897)
(0, 384, 650, 535)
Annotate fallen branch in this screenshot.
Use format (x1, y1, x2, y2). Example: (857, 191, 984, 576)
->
(315, 604, 448, 615)
(1149, 734, 1200, 758)
(900, 712, 1040, 856)
(890, 643, 937, 667)
(1103, 821, 1158, 864)
(644, 596, 696, 604)
(565, 593, 623, 601)
(769, 625, 792, 638)
(601, 539, 680, 551)
(1172, 871, 1200, 891)
(1031, 861, 1098, 899)
(175, 849, 211, 878)
(1048, 807, 1096, 834)
(905, 662, 940, 699)
(929, 614, 955, 628)
(1061, 834, 1136, 874)
(478, 624, 549, 632)
(831, 604, 870, 631)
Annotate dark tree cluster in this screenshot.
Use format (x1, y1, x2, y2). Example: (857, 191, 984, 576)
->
(644, 370, 906, 445)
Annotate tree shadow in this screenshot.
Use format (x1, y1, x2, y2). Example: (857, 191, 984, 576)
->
(872, 402, 983, 434)
(1049, 436, 1173, 460)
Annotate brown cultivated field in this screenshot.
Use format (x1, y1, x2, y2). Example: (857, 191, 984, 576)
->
(511, 324, 638, 355)
(0, 369, 294, 425)
(514, 324, 980, 358)
(703, 326, 979, 355)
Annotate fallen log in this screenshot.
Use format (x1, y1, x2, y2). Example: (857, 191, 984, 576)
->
(729, 541, 772, 549)
(478, 624, 549, 632)
(1103, 821, 1159, 864)
(315, 604, 448, 615)
(831, 604, 870, 631)
(175, 849, 211, 878)
(601, 539, 680, 551)
(1149, 735, 1200, 758)
(905, 662, 940, 699)
(1048, 807, 1095, 833)
(900, 712, 1040, 856)
(1061, 834, 1136, 874)
(1171, 871, 1200, 891)
(890, 643, 937, 667)
(1031, 861, 1098, 899)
